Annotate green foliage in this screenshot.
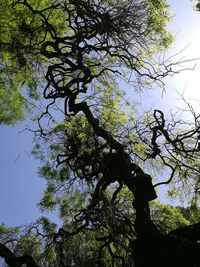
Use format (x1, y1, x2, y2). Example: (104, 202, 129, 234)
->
(0, 223, 19, 241)
(192, 0, 200, 10)
(178, 202, 200, 224)
(0, 58, 28, 124)
(0, 85, 25, 125)
(147, 0, 174, 50)
(0, 0, 67, 124)
(151, 202, 190, 233)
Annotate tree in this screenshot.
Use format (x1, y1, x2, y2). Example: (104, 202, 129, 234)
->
(0, 0, 66, 124)
(1, 0, 200, 266)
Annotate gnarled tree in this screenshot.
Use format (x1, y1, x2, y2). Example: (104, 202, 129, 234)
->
(1, 0, 200, 266)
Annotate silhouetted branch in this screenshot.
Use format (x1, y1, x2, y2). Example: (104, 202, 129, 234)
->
(0, 243, 38, 267)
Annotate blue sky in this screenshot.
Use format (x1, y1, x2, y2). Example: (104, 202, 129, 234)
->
(1, 0, 200, 227)
(0, 124, 45, 226)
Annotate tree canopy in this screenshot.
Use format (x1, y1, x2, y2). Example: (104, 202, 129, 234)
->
(1, 0, 200, 266)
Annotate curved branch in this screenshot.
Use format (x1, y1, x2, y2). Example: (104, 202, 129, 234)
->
(0, 243, 38, 267)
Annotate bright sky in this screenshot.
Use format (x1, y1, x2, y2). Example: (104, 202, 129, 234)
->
(1, 0, 200, 227)
(167, 0, 200, 110)
(141, 0, 200, 113)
